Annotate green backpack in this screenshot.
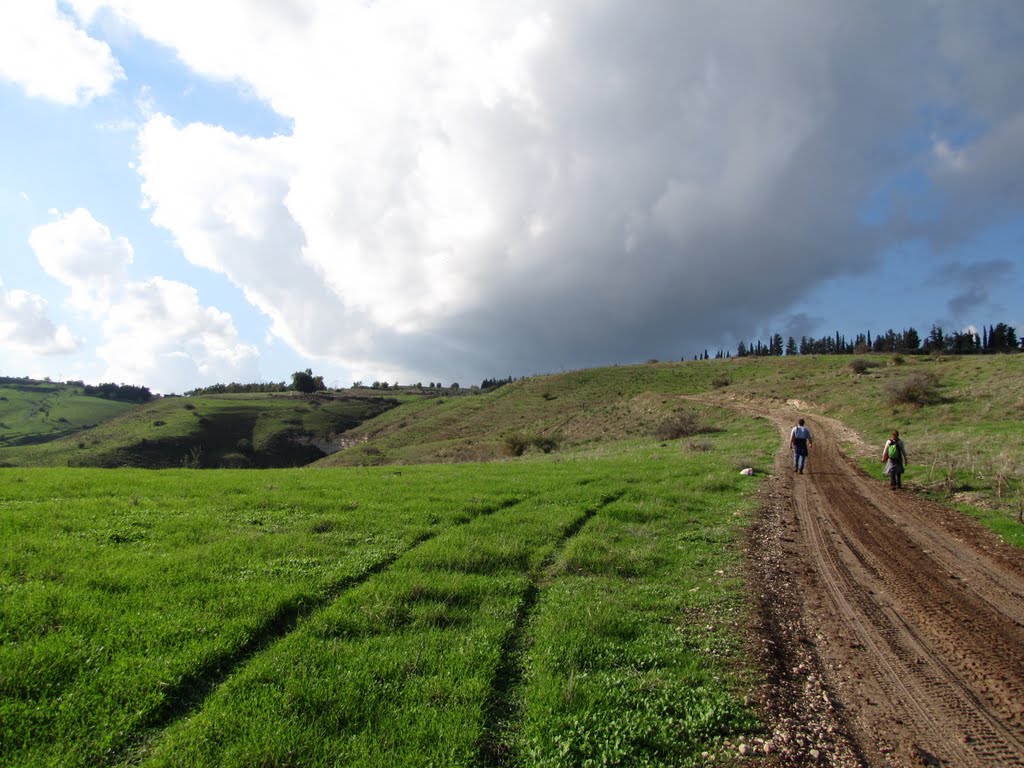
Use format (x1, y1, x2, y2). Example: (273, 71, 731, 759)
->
(887, 441, 900, 460)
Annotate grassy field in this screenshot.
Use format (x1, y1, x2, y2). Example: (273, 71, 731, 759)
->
(1, 404, 773, 768)
(1, 355, 1021, 764)
(0, 381, 136, 448)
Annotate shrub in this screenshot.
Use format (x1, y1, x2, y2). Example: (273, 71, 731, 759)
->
(152, 420, 166, 427)
(849, 359, 882, 375)
(219, 452, 252, 469)
(711, 376, 731, 389)
(503, 431, 531, 456)
(885, 372, 940, 406)
(532, 435, 559, 454)
(654, 412, 714, 440)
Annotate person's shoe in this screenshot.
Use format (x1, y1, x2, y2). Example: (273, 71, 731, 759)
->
(799, 469, 803, 474)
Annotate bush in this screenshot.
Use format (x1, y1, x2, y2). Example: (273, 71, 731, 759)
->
(219, 452, 252, 469)
(532, 435, 559, 454)
(849, 358, 882, 375)
(654, 412, 714, 440)
(711, 376, 731, 389)
(885, 372, 940, 406)
(503, 431, 531, 456)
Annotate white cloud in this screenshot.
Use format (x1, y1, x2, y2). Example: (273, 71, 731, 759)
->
(23, 209, 260, 392)
(97, 277, 259, 392)
(67, 1, 1024, 381)
(0, 0, 123, 105)
(29, 208, 134, 314)
(0, 278, 81, 355)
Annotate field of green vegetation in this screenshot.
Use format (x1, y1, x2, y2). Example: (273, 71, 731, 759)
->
(2, 354, 1021, 766)
(1, 406, 773, 767)
(0, 392, 399, 469)
(0, 381, 136, 448)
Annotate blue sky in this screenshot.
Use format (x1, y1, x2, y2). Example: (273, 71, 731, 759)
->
(1, 2, 1022, 393)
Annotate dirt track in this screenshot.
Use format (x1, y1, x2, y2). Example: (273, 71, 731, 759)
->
(742, 404, 1024, 767)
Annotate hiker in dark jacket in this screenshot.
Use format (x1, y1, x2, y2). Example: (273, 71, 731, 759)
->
(882, 430, 908, 488)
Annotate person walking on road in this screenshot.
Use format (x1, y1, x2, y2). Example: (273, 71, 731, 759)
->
(790, 418, 812, 474)
(882, 430, 908, 488)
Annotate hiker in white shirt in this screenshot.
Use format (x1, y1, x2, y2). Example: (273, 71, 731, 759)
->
(790, 419, 812, 474)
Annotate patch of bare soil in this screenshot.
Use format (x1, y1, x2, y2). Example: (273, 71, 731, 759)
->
(734, 402, 1024, 767)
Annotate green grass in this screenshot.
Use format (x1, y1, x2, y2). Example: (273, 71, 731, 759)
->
(0, 381, 136, 449)
(0, 408, 775, 767)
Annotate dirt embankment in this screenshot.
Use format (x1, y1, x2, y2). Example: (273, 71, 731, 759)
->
(736, 401, 1024, 767)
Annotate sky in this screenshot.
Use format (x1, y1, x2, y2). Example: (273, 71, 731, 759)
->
(1, 1, 1022, 394)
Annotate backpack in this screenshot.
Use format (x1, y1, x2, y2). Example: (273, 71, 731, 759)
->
(887, 441, 900, 460)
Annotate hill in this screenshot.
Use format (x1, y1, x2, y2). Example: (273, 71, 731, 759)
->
(2, 354, 1021, 517)
(0, 378, 139, 448)
(0, 391, 401, 468)
(311, 353, 1023, 528)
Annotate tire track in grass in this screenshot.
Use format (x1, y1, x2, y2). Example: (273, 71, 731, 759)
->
(107, 497, 523, 767)
(478, 491, 624, 768)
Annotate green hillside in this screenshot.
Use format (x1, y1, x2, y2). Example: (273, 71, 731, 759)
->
(0, 392, 400, 469)
(0, 379, 137, 448)
(318, 354, 1024, 531)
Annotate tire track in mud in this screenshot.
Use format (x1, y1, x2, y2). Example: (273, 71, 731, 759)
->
(766, 404, 1024, 767)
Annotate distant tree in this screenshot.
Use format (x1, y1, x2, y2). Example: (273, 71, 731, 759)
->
(785, 337, 797, 356)
(84, 382, 152, 402)
(988, 322, 1019, 352)
(290, 369, 324, 393)
(925, 325, 945, 352)
(903, 327, 921, 352)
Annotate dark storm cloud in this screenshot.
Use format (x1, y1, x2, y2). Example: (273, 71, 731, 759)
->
(128, 0, 1024, 385)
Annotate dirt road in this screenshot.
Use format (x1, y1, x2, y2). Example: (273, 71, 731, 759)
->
(742, 404, 1024, 767)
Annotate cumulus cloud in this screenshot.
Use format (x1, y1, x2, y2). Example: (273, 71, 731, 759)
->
(0, 0, 124, 105)
(78, 1, 1024, 381)
(97, 277, 259, 392)
(29, 208, 134, 314)
(0, 279, 80, 355)
(24, 208, 260, 391)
